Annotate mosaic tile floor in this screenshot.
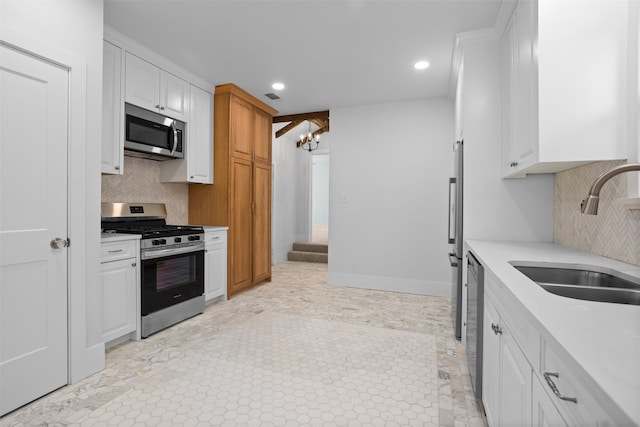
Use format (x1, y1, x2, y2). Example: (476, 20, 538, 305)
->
(1, 262, 487, 427)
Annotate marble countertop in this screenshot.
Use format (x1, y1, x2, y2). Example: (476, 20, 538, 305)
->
(101, 232, 141, 243)
(465, 240, 640, 424)
(201, 226, 229, 232)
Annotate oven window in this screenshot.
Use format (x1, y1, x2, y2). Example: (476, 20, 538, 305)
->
(155, 256, 196, 292)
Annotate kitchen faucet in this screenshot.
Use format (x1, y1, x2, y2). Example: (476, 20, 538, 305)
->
(580, 163, 640, 215)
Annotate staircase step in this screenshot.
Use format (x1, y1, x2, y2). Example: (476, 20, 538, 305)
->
(287, 250, 328, 263)
(292, 242, 328, 254)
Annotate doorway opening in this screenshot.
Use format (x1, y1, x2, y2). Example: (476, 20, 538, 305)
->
(310, 153, 329, 244)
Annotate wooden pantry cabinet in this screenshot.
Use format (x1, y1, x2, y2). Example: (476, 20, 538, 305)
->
(189, 83, 278, 297)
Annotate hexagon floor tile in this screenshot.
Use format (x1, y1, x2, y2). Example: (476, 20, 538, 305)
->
(1, 262, 487, 427)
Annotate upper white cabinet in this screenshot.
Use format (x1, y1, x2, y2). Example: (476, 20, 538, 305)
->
(160, 84, 213, 183)
(125, 52, 189, 121)
(102, 40, 124, 175)
(502, 0, 629, 178)
(103, 27, 214, 181)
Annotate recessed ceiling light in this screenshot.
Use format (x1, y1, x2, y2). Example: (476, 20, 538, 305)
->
(272, 82, 285, 90)
(414, 61, 430, 70)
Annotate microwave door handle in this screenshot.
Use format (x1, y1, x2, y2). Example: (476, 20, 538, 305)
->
(170, 121, 178, 155)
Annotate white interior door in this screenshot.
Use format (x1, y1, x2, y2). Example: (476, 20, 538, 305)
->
(0, 43, 69, 416)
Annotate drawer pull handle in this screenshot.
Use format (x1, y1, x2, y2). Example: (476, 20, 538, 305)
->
(491, 323, 502, 335)
(543, 372, 577, 404)
(108, 249, 123, 253)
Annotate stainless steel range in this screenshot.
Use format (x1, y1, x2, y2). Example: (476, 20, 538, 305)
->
(101, 203, 205, 338)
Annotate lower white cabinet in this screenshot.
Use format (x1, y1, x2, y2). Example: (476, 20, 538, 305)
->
(100, 239, 140, 345)
(533, 374, 568, 427)
(482, 268, 619, 427)
(204, 229, 227, 302)
(483, 296, 532, 427)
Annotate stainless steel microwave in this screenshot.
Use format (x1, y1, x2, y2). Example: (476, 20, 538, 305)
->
(124, 103, 185, 160)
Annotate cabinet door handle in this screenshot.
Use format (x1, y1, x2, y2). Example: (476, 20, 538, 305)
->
(210, 236, 220, 240)
(108, 249, 123, 253)
(155, 104, 161, 109)
(543, 372, 578, 404)
(491, 323, 502, 335)
(115, 165, 120, 170)
(131, 262, 137, 267)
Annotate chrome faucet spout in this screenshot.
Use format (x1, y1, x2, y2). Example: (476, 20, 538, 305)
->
(581, 163, 640, 215)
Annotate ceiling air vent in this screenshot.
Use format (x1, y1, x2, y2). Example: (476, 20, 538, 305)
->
(264, 92, 280, 100)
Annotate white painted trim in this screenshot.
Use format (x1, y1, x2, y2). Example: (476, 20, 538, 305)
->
(494, 0, 518, 39)
(448, 28, 500, 99)
(0, 24, 105, 384)
(326, 272, 450, 298)
(307, 148, 330, 243)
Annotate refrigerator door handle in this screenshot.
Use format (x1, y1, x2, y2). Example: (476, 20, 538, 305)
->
(448, 252, 459, 267)
(448, 177, 457, 244)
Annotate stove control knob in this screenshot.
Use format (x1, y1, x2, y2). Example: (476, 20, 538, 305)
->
(174, 237, 182, 243)
(189, 235, 201, 241)
(152, 239, 160, 246)
(159, 239, 166, 245)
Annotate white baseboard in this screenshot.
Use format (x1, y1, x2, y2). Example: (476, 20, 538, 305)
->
(327, 271, 450, 297)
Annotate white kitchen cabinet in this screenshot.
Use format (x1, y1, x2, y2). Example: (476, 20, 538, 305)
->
(102, 40, 124, 175)
(502, 0, 628, 178)
(483, 295, 532, 427)
(100, 239, 140, 346)
(204, 228, 227, 302)
(533, 373, 568, 427)
(125, 52, 189, 121)
(160, 84, 213, 183)
(539, 337, 615, 427)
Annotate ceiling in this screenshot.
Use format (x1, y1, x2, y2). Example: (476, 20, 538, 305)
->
(104, 0, 503, 116)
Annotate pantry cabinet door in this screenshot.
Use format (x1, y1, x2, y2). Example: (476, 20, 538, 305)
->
(253, 108, 272, 164)
(252, 163, 271, 283)
(0, 44, 68, 416)
(229, 158, 253, 294)
(229, 96, 253, 160)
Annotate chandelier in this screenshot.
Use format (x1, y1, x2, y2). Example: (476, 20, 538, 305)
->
(300, 123, 320, 152)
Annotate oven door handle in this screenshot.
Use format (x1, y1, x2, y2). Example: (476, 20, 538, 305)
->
(142, 244, 204, 260)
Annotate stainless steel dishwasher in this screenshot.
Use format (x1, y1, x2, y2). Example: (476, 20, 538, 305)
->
(466, 251, 484, 401)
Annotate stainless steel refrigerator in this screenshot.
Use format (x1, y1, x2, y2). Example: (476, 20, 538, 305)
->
(448, 140, 463, 340)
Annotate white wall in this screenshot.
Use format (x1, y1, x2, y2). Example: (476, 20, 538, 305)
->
(461, 35, 554, 244)
(312, 154, 330, 226)
(1, 0, 105, 382)
(272, 123, 312, 264)
(326, 98, 454, 296)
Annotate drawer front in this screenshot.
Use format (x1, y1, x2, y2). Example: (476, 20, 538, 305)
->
(101, 240, 137, 262)
(540, 339, 614, 427)
(204, 231, 227, 245)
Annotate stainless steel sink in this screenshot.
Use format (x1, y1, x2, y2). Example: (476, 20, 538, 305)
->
(510, 262, 640, 306)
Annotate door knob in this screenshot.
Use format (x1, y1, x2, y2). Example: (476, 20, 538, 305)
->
(50, 238, 70, 249)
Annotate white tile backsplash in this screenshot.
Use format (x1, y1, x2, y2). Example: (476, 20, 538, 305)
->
(101, 156, 188, 224)
(554, 160, 640, 266)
